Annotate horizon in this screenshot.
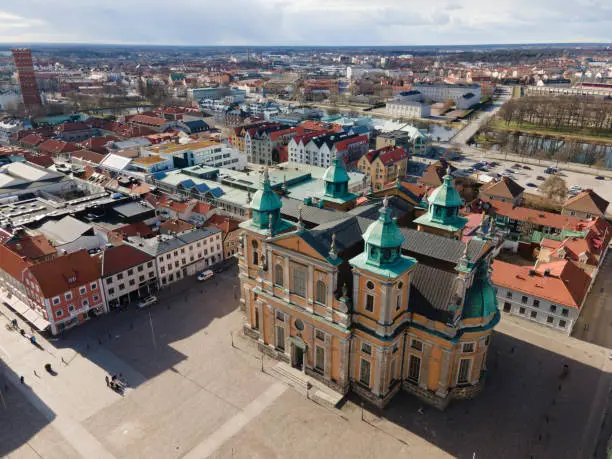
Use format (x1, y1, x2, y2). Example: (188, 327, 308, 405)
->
(1, 1, 611, 46)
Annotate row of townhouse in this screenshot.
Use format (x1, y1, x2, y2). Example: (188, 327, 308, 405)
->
(0, 227, 224, 335)
(287, 132, 369, 168)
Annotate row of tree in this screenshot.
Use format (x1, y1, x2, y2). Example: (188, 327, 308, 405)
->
(497, 95, 612, 134)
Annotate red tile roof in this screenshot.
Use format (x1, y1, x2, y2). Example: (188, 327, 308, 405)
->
(160, 219, 194, 233)
(0, 244, 32, 280)
(55, 122, 91, 132)
(130, 114, 168, 126)
(38, 139, 79, 155)
(70, 150, 105, 164)
(27, 250, 101, 298)
(563, 189, 609, 215)
(101, 245, 153, 276)
(206, 214, 240, 234)
(480, 176, 524, 199)
(20, 133, 46, 146)
(377, 147, 408, 166)
(23, 152, 54, 167)
(482, 198, 588, 231)
(335, 135, 368, 152)
(491, 259, 591, 309)
(5, 235, 56, 261)
(77, 136, 117, 154)
(111, 222, 156, 240)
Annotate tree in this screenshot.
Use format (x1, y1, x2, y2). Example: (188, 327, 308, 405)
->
(540, 175, 568, 201)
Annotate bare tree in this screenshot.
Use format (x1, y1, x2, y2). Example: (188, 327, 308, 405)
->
(540, 175, 568, 201)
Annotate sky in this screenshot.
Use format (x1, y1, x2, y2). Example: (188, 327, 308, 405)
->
(0, 0, 611, 46)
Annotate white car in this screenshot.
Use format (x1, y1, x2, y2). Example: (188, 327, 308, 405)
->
(138, 296, 158, 308)
(197, 270, 214, 282)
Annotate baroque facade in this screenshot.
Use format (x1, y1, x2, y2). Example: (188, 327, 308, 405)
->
(238, 161, 499, 409)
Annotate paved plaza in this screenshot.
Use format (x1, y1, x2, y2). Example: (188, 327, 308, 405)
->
(1, 266, 610, 458)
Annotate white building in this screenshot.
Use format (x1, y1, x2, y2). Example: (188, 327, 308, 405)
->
(101, 245, 157, 309)
(0, 119, 27, 145)
(385, 101, 431, 119)
(491, 260, 591, 335)
(413, 83, 481, 108)
(149, 141, 246, 171)
(128, 228, 223, 287)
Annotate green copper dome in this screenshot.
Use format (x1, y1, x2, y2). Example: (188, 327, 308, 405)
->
(250, 168, 283, 231)
(322, 157, 350, 184)
(462, 260, 499, 319)
(361, 196, 405, 266)
(428, 169, 463, 208)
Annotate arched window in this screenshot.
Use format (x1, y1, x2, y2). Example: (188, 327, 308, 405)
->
(275, 264, 284, 287)
(315, 280, 327, 305)
(252, 241, 259, 265)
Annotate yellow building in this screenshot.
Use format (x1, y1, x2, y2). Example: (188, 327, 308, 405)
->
(357, 146, 408, 191)
(238, 161, 499, 409)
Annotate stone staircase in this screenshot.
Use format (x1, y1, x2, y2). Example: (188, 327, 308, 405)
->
(268, 362, 344, 409)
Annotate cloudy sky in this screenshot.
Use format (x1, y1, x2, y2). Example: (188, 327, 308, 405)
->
(0, 0, 610, 45)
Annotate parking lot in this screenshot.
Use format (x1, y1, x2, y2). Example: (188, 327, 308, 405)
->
(1, 267, 610, 459)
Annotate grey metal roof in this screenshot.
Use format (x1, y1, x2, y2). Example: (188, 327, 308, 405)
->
(409, 263, 457, 323)
(179, 227, 220, 244)
(400, 228, 487, 265)
(113, 201, 153, 218)
(280, 198, 347, 226)
(39, 216, 92, 245)
(127, 227, 219, 256)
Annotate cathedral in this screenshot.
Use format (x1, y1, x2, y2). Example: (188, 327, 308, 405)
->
(238, 161, 499, 409)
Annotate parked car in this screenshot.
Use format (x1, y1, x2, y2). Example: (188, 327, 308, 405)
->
(544, 167, 558, 174)
(595, 176, 605, 180)
(526, 182, 537, 187)
(197, 270, 214, 281)
(522, 165, 531, 170)
(536, 176, 545, 180)
(138, 296, 158, 309)
(513, 163, 521, 168)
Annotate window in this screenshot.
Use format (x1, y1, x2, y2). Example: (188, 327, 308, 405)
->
(292, 264, 307, 298)
(117, 273, 124, 280)
(93, 295, 99, 302)
(411, 339, 423, 351)
(252, 241, 259, 265)
(530, 311, 537, 319)
(166, 254, 171, 260)
(82, 299, 89, 308)
(521, 296, 528, 304)
(361, 342, 372, 355)
(127, 269, 133, 276)
(315, 345, 325, 371)
(366, 281, 375, 290)
(315, 330, 325, 341)
(138, 266, 144, 272)
(275, 310, 284, 322)
(485, 335, 491, 346)
(147, 261, 153, 268)
(392, 343, 399, 354)
(503, 302, 511, 312)
(52, 296, 60, 305)
(274, 264, 283, 287)
(68, 304, 75, 312)
(559, 320, 567, 328)
(65, 292, 72, 301)
(108, 288, 115, 295)
(462, 343, 475, 353)
(175, 261, 179, 268)
(547, 316, 554, 324)
(506, 291, 512, 299)
(396, 295, 402, 311)
(549, 305, 557, 313)
(160, 267, 166, 274)
(533, 299, 540, 308)
(359, 358, 371, 386)
(56, 310, 63, 318)
(119, 284, 125, 291)
(129, 279, 135, 286)
(79, 286, 87, 295)
(275, 325, 285, 351)
(408, 355, 421, 383)
(139, 275, 145, 282)
(105, 278, 112, 285)
(315, 281, 327, 305)
(519, 307, 526, 314)
(457, 359, 471, 384)
(167, 264, 171, 271)
(365, 294, 374, 312)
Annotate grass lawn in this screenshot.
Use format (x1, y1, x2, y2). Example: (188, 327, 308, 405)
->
(488, 119, 612, 143)
(522, 192, 563, 213)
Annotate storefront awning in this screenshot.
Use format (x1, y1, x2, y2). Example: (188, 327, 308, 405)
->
(0, 294, 50, 331)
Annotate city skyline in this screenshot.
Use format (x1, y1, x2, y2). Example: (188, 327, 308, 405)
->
(1, 0, 611, 46)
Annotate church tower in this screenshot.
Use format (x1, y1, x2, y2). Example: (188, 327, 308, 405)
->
(348, 197, 417, 405)
(320, 158, 357, 210)
(414, 167, 467, 239)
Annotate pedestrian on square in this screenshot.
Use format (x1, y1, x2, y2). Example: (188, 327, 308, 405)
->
(33, 370, 38, 378)
(61, 356, 67, 365)
(20, 376, 24, 384)
(105, 376, 109, 387)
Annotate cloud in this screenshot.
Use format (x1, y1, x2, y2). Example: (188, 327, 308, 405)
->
(0, 0, 610, 45)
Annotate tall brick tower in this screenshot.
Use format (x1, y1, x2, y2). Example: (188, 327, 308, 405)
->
(11, 48, 42, 110)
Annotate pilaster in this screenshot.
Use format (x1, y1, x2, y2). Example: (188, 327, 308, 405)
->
(436, 349, 451, 396)
(420, 343, 432, 390)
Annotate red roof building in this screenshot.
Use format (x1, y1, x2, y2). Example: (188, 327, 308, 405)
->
(38, 139, 79, 156)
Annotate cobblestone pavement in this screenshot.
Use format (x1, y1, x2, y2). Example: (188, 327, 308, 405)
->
(1, 267, 609, 458)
